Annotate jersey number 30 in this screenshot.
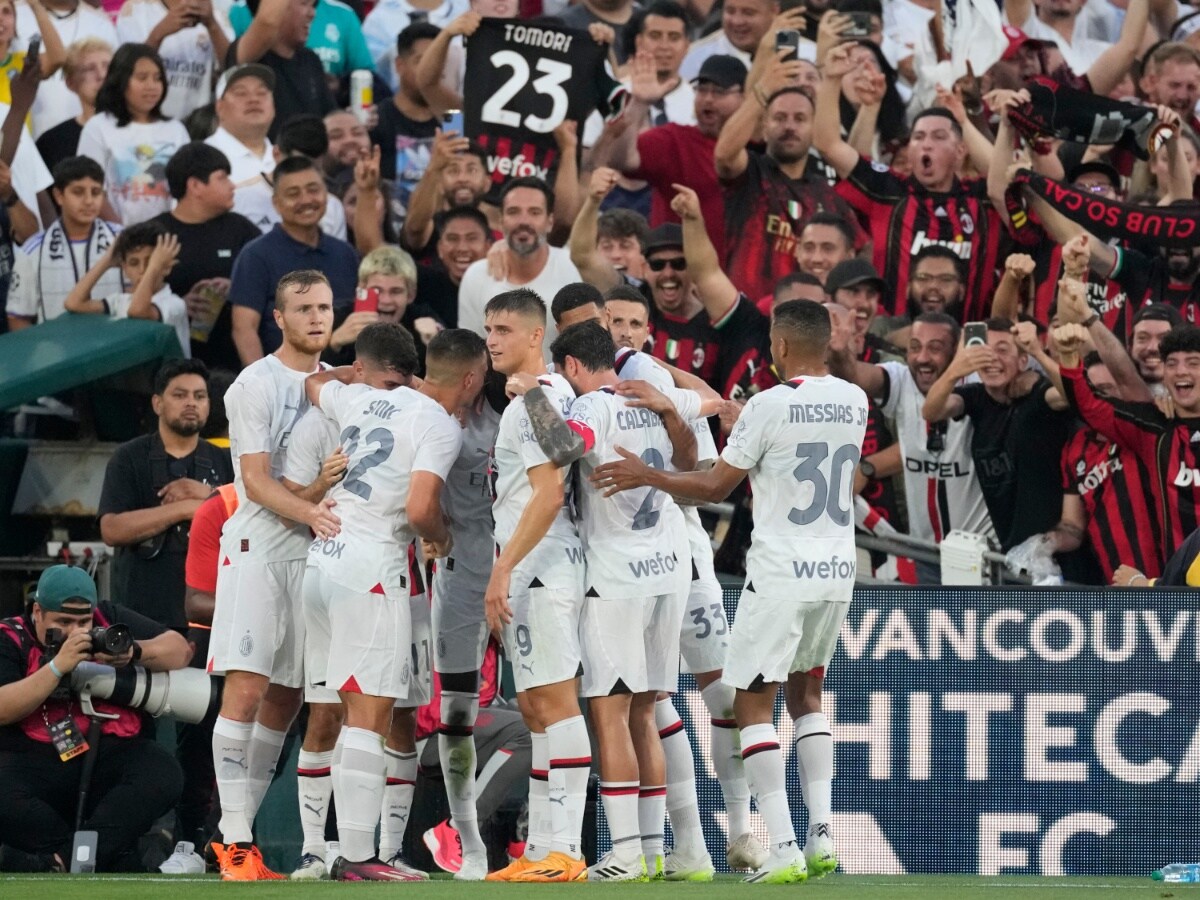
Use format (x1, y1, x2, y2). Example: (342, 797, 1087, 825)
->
(789, 442, 860, 527)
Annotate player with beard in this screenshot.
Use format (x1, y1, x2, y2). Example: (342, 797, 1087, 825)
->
(815, 43, 1002, 317)
(715, 57, 862, 303)
(457, 177, 581, 341)
(207, 269, 341, 881)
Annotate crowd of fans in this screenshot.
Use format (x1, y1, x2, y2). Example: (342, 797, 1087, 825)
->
(2, 0, 1200, 593)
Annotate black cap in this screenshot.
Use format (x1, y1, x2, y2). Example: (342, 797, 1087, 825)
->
(1067, 161, 1121, 190)
(691, 54, 748, 90)
(825, 258, 887, 296)
(1133, 303, 1183, 328)
(644, 223, 684, 256)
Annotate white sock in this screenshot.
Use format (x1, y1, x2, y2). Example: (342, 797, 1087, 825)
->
(793, 712, 833, 835)
(740, 723, 798, 856)
(546, 715, 591, 860)
(378, 748, 417, 860)
(335, 727, 386, 863)
(212, 716, 254, 844)
(655, 698, 705, 856)
(599, 781, 641, 862)
(525, 732, 552, 861)
(638, 785, 666, 862)
(702, 681, 750, 838)
(245, 722, 288, 825)
(438, 691, 485, 858)
(297, 749, 334, 858)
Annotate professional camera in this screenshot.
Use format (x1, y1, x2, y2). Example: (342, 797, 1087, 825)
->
(69, 662, 217, 724)
(44, 624, 134, 657)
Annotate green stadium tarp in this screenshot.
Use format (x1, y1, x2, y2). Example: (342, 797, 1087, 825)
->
(0, 315, 183, 411)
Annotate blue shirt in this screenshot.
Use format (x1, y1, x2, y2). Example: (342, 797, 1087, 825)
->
(230, 223, 359, 354)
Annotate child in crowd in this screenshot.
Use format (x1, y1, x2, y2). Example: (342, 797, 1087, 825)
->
(63, 220, 190, 355)
(5, 156, 121, 330)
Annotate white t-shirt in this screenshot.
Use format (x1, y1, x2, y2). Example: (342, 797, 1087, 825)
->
(680, 31, 754, 82)
(492, 372, 580, 583)
(117, 0, 234, 121)
(362, 0, 468, 92)
(877, 361, 994, 544)
(457, 246, 581, 344)
(721, 375, 867, 599)
(0, 102, 53, 226)
(568, 384, 699, 596)
(204, 126, 348, 239)
(16, 4, 118, 137)
(7, 224, 122, 323)
(440, 398, 502, 583)
(77, 114, 191, 225)
(1004, 6, 1111, 74)
(104, 286, 191, 357)
(222, 354, 324, 563)
(310, 381, 462, 592)
(281, 405, 339, 487)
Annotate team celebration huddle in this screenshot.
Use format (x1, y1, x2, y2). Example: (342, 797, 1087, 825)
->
(206, 269, 861, 884)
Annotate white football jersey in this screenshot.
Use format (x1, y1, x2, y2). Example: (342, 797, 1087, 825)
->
(441, 399, 503, 583)
(222, 354, 323, 562)
(308, 382, 462, 592)
(281, 406, 339, 487)
(493, 373, 581, 581)
(721, 374, 868, 599)
(877, 361, 995, 544)
(568, 386, 700, 596)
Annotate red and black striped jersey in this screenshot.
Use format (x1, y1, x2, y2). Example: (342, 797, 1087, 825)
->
(1059, 426, 1162, 581)
(721, 151, 864, 302)
(835, 157, 1007, 319)
(1111, 246, 1200, 324)
(1061, 364, 1200, 560)
(646, 303, 720, 387)
(1023, 217, 1131, 338)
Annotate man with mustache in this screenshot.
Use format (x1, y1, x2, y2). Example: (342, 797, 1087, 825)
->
(230, 155, 359, 365)
(457, 176, 581, 342)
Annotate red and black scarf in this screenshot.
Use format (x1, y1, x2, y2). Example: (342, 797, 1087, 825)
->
(1008, 78, 1161, 160)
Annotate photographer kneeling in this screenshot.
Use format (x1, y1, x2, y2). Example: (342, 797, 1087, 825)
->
(0, 565, 192, 872)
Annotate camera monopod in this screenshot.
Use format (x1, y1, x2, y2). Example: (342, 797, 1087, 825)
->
(69, 715, 106, 873)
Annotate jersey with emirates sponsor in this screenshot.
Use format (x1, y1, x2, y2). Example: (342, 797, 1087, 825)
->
(492, 373, 581, 582)
(721, 151, 863, 302)
(1060, 426, 1162, 581)
(877, 361, 993, 543)
(722, 375, 867, 597)
(835, 156, 1005, 318)
(281, 406, 338, 486)
(309, 382, 461, 592)
(222, 354, 325, 563)
(442, 400, 503, 584)
(568, 385, 700, 596)
(1061, 364, 1199, 559)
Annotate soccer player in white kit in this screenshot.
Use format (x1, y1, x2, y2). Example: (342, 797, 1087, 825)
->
(479, 289, 589, 883)
(301, 329, 488, 882)
(552, 283, 763, 876)
(279, 323, 423, 880)
(591, 300, 868, 884)
(523, 320, 717, 881)
(206, 270, 341, 881)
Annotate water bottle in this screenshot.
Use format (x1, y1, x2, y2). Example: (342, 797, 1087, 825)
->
(1152, 864, 1200, 882)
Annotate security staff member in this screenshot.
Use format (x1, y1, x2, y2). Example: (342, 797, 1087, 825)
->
(0, 566, 191, 872)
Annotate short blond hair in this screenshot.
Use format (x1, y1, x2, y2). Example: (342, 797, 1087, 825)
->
(358, 245, 417, 295)
(63, 37, 114, 83)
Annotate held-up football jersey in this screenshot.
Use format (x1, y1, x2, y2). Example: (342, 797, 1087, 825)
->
(493, 373, 581, 582)
(281, 406, 339, 487)
(441, 401, 503, 585)
(568, 385, 701, 596)
(721, 374, 868, 599)
(222, 354, 325, 563)
(309, 382, 461, 592)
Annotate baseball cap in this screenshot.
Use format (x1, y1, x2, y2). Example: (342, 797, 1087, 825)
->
(691, 55, 748, 90)
(644, 223, 684, 256)
(216, 63, 276, 99)
(1067, 161, 1121, 190)
(1001, 25, 1056, 61)
(825, 258, 887, 296)
(35, 565, 97, 612)
(1133, 303, 1183, 328)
